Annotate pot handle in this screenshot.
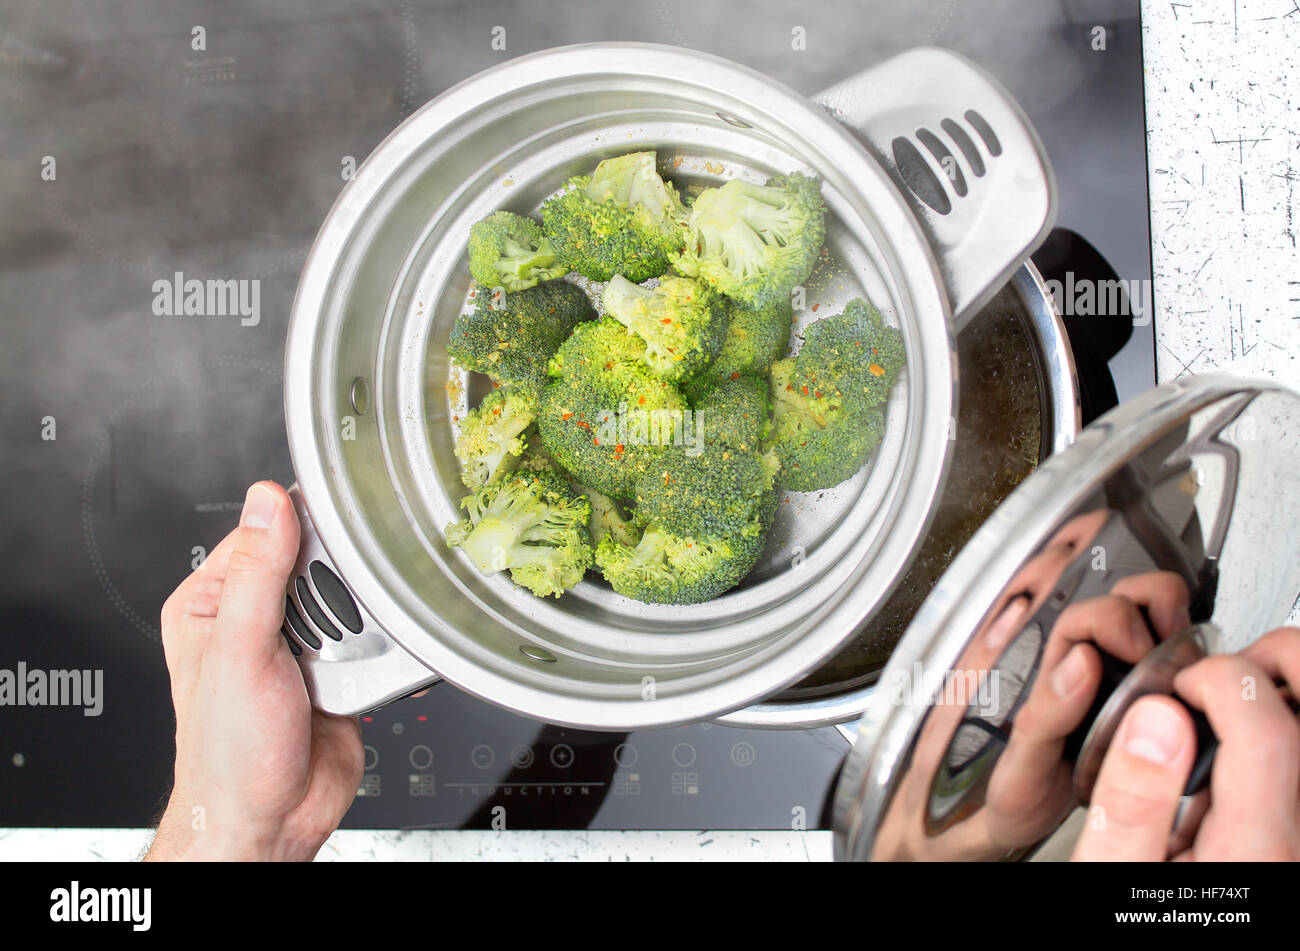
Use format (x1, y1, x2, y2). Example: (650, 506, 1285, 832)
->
(815, 47, 1057, 333)
(282, 484, 441, 715)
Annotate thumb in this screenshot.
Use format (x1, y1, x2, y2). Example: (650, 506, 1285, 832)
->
(1071, 695, 1195, 861)
(214, 481, 301, 661)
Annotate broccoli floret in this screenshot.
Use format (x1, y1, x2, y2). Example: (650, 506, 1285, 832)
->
(578, 483, 639, 548)
(790, 299, 905, 409)
(601, 275, 729, 383)
(541, 151, 686, 283)
(684, 296, 793, 401)
(448, 280, 595, 394)
(468, 211, 569, 293)
(518, 431, 564, 475)
(538, 319, 688, 499)
(674, 172, 825, 308)
(594, 493, 776, 605)
(632, 442, 775, 540)
(453, 387, 537, 489)
(445, 470, 593, 598)
(764, 299, 904, 492)
(691, 374, 772, 452)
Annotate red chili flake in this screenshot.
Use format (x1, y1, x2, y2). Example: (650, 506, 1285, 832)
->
(492, 408, 501, 416)
(811, 304, 819, 312)
(801, 386, 809, 396)
(638, 396, 646, 405)
(593, 437, 600, 446)
(661, 318, 673, 324)
(561, 412, 574, 420)
(729, 372, 740, 381)
(615, 444, 625, 453)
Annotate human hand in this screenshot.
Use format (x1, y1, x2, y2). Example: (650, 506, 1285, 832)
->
(1073, 627, 1300, 861)
(145, 481, 363, 861)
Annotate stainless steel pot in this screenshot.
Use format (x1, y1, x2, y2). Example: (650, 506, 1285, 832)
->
(281, 43, 1058, 729)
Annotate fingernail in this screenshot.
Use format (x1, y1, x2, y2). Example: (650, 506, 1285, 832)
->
(1122, 700, 1185, 765)
(241, 484, 277, 528)
(1051, 646, 1086, 698)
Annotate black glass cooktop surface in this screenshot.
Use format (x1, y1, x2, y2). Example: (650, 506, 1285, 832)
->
(0, 0, 1153, 830)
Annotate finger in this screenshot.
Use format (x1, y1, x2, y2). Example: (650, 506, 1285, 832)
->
(1110, 571, 1191, 640)
(160, 529, 244, 678)
(981, 595, 1032, 653)
(1241, 627, 1300, 693)
(213, 481, 301, 664)
(1072, 695, 1196, 861)
(992, 596, 1153, 806)
(160, 530, 244, 644)
(1173, 653, 1300, 853)
(1043, 594, 1155, 670)
(191, 529, 240, 581)
(992, 642, 1102, 816)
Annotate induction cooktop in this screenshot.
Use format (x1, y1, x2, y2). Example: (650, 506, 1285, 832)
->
(0, 0, 1154, 830)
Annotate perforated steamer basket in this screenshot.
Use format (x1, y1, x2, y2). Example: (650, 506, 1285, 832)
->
(281, 43, 1057, 729)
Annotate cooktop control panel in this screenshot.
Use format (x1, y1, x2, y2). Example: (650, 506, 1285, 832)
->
(346, 688, 850, 830)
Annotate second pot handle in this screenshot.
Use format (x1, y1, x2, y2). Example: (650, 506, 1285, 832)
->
(282, 484, 441, 716)
(815, 47, 1057, 333)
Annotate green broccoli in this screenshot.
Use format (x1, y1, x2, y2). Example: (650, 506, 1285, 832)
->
(518, 431, 563, 475)
(579, 483, 639, 548)
(541, 151, 687, 283)
(594, 493, 776, 605)
(445, 469, 593, 598)
(674, 172, 826, 307)
(467, 211, 568, 293)
(453, 387, 537, 489)
(764, 299, 905, 492)
(447, 279, 595, 394)
(789, 298, 905, 407)
(632, 442, 775, 541)
(601, 275, 729, 383)
(537, 319, 687, 500)
(683, 296, 793, 401)
(690, 374, 772, 452)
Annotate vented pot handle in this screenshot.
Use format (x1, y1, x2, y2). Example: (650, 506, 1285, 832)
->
(815, 47, 1057, 333)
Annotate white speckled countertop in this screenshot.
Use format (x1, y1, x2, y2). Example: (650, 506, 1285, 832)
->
(3, 0, 1295, 863)
(1144, 0, 1298, 384)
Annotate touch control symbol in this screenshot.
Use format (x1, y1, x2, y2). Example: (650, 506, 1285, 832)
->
(409, 745, 433, 770)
